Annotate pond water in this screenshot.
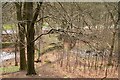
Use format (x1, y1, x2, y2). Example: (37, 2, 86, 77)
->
(0, 52, 15, 63)
(0, 49, 111, 63)
(70, 49, 110, 57)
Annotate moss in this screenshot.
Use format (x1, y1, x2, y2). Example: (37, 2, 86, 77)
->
(2, 42, 14, 48)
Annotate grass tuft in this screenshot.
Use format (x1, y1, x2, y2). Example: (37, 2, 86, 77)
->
(0, 66, 19, 73)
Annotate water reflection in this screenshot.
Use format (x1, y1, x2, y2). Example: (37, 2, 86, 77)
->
(0, 52, 15, 63)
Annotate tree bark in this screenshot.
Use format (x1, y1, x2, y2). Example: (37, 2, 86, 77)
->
(118, 1, 120, 65)
(15, 39, 18, 66)
(15, 2, 26, 70)
(25, 2, 36, 75)
(26, 2, 42, 75)
(108, 31, 116, 65)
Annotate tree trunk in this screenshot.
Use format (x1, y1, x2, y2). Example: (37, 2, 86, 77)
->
(118, 1, 120, 65)
(26, 2, 42, 75)
(15, 2, 26, 70)
(15, 39, 18, 66)
(108, 32, 116, 66)
(25, 2, 36, 75)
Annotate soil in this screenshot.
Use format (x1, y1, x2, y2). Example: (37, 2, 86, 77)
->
(0, 48, 118, 78)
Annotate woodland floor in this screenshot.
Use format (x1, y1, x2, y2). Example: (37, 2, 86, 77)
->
(0, 48, 83, 78)
(0, 48, 118, 78)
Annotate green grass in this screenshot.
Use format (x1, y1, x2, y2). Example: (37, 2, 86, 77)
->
(3, 24, 16, 30)
(0, 66, 19, 73)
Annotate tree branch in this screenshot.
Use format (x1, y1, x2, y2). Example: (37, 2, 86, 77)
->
(35, 16, 49, 23)
(2, 2, 8, 8)
(30, 2, 43, 26)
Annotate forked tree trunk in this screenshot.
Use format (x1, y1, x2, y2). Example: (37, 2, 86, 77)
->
(25, 2, 36, 75)
(26, 2, 42, 75)
(15, 2, 26, 70)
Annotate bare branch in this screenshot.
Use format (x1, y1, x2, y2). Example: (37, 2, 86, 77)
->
(2, 2, 8, 8)
(36, 16, 49, 22)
